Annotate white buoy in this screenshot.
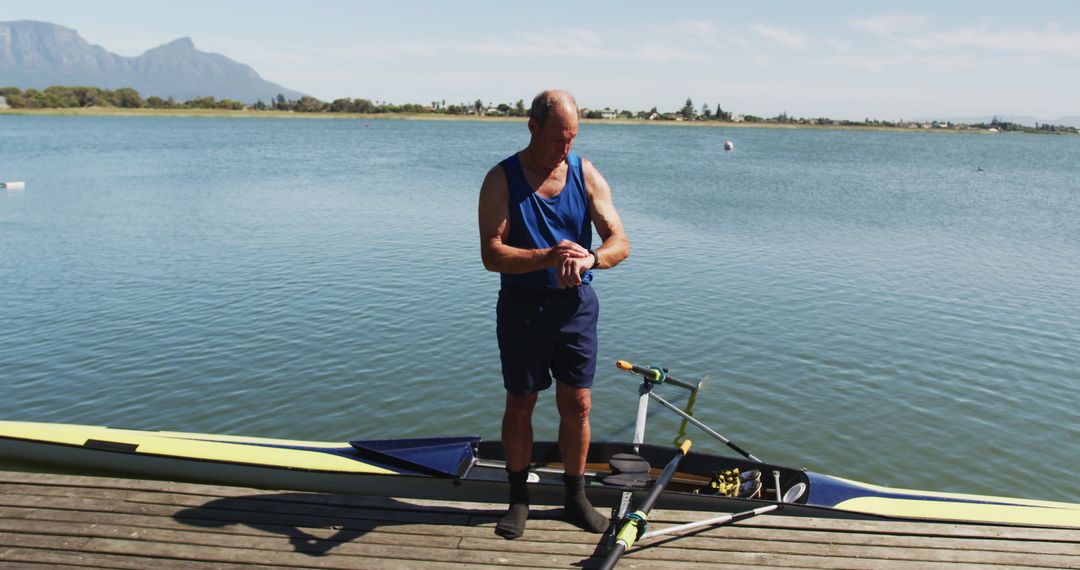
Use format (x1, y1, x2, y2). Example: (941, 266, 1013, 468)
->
(723, 140, 734, 151)
(2, 181, 25, 190)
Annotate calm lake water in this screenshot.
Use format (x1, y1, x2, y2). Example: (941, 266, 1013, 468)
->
(1, 115, 1077, 502)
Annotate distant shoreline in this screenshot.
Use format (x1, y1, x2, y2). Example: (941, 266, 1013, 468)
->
(0, 107, 1010, 135)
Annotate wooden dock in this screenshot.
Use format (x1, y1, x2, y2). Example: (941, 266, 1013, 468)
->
(1, 471, 1077, 569)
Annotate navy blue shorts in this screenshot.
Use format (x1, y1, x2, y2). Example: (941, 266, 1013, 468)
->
(496, 284, 599, 396)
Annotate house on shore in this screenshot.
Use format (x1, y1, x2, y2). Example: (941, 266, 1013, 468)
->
(580, 107, 619, 120)
(0, 96, 8, 109)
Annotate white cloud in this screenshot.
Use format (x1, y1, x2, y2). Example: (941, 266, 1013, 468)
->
(677, 20, 716, 39)
(461, 28, 706, 63)
(916, 26, 1080, 55)
(823, 38, 850, 54)
(631, 41, 708, 63)
(818, 53, 913, 74)
(850, 14, 1080, 58)
(751, 24, 810, 49)
(818, 51, 990, 76)
(849, 13, 931, 39)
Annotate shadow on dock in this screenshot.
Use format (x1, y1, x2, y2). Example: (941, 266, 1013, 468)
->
(172, 491, 579, 557)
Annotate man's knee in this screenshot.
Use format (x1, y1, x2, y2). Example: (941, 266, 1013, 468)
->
(556, 385, 591, 420)
(505, 393, 538, 420)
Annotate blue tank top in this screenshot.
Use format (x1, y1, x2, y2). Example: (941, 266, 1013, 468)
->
(500, 152, 593, 289)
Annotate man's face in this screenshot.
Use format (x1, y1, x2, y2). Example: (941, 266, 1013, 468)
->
(530, 111, 579, 169)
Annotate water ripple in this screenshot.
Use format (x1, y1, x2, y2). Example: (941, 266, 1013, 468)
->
(1, 117, 1078, 501)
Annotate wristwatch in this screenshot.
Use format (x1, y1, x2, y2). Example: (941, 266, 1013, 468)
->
(588, 249, 600, 270)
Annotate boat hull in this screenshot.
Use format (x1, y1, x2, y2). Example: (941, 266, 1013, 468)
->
(1, 420, 1077, 529)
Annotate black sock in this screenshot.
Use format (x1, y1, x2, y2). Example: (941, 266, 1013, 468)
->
(495, 469, 529, 539)
(564, 474, 609, 533)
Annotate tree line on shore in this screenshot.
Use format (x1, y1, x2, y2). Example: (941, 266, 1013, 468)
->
(0, 86, 247, 110)
(0, 86, 514, 115)
(2, 86, 1076, 135)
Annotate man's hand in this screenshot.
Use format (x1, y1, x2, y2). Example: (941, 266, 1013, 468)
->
(549, 240, 590, 288)
(549, 239, 588, 264)
(556, 255, 594, 288)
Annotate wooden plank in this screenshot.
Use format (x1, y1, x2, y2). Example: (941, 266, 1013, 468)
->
(0, 472, 1063, 534)
(610, 550, 991, 570)
(2, 504, 553, 543)
(0, 483, 473, 525)
(596, 535, 1076, 568)
(0, 546, 253, 569)
(0, 495, 585, 544)
(0, 515, 588, 569)
(462, 535, 1058, 570)
(14, 516, 589, 555)
(0, 545, 509, 570)
(3, 503, 460, 537)
(2, 479, 454, 513)
(0, 489, 580, 543)
(399, 495, 1080, 543)
(1, 472, 489, 514)
(0, 501, 557, 568)
(0, 532, 92, 552)
(6, 503, 1073, 570)
(0, 521, 540, 569)
(5, 471, 1079, 542)
(640, 522, 1080, 555)
(672, 510, 1080, 542)
(462, 510, 1079, 558)
(3, 471, 1078, 570)
(0, 517, 463, 551)
(0, 505, 743, 569)
(75, 536, 576, 569)
(0, 492, 472, 527)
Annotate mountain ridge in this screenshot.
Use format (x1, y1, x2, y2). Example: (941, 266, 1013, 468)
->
(913, 114, 1080, 129)
(0, 20, 303, 103)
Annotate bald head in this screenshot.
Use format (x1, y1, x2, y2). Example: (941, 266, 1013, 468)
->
(529, 90, 579, 128)
(524, 90, 579, 170)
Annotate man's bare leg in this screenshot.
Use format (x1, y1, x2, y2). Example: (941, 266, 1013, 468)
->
(556, 383, 608, 532)
(496, 392, 537, 539)
(502, 392, 537, 471)
(555, 383, 590, 474)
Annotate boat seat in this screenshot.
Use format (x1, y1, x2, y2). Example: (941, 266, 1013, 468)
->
(602, 453, 651, 488)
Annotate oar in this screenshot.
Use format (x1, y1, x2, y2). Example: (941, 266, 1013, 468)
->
(638, 503, 778, 540)
(616, 359, 761, 462)
(598, 439, 692, 570)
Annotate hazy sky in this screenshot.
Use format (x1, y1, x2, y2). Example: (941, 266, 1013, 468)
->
(6, 1, 1079, 120)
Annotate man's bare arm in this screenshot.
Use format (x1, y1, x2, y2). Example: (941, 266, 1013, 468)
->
(479, 165, 587, 274)
(583, 159, 630, 269)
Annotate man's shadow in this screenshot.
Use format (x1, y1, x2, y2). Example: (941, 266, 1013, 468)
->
(172, 491, 571, 557)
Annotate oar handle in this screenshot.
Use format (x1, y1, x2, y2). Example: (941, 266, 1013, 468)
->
(616, 360, 664, 382)
(599, 440, 693, 570)
(616, 360, 698, 391)
(638, 439, 691, 514)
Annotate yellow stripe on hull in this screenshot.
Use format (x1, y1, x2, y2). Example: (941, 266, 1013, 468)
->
(835, 496, 1080, 528)
(0, 421, 396, 475)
